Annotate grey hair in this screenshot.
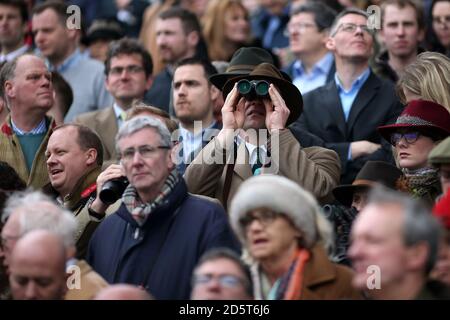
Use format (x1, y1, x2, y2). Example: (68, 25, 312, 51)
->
(2, 190, 77, 249)
(367, 186, 442, 274)
(329, 8, 370, 36)
(115, 115, 172, 155)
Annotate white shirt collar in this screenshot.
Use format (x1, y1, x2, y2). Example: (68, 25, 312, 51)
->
(0, 44, 30, 63)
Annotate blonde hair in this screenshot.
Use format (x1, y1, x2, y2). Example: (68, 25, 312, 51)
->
(397, 52, 450, 112)
(202, 0, 251, 61)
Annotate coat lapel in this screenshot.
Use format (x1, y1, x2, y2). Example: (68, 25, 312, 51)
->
(234, 142, 252, 180)
(346, 72, 381, 134)
(322, 82, 347, 137)
(302, 245, 337, 294)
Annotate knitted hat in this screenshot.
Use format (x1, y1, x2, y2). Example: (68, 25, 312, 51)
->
(229, 175, 320, 249)
(378, 100, 450, 144)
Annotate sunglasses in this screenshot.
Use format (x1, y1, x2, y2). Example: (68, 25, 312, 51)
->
(390, 132, 421, 146)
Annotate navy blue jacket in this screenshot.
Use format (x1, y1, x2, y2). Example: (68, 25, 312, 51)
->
(87, 179, 240, 299)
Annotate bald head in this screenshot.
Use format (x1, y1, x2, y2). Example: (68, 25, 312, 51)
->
(94, 284, 153, 300)
(9, 230, 67, 300)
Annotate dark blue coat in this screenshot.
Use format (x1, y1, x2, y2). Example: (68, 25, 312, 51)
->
(87, 179, 240, 299)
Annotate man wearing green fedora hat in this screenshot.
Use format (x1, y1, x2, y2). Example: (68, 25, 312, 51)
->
(429, 136, 450, 196)
(210, 47, 325, 148)
(185, 62, 341, 209)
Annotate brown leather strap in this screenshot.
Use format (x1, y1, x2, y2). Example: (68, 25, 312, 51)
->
(222, 143, 237, 211)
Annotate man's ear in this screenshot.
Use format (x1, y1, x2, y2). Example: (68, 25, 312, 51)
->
(405, 241, 429, 272)
(210, 84, 220, 101)
(380, 28, 385, 45)
(67, 28, 79, 43)
(4, 81, 15, 99)
(85, 148, 98, 166)
(187, 31, 200, 48)
(325, 36, 335, 51)
(417, 28, 425, 43)
(145, 76, 153, 91)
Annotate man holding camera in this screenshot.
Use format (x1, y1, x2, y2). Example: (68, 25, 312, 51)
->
(86, 116, 239, 299)
(184, 62, 341, 208)
(44, 124, 109, 259)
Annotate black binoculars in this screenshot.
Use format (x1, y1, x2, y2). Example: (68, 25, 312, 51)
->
(99, 176, 129, 205)
(237, 79, 270, 100)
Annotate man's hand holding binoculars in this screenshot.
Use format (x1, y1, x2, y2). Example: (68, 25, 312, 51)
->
(89, 164, 125, 216)
(221, 81, 290, 131)
(263, 83, 290, 132)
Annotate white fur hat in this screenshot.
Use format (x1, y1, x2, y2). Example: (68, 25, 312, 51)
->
(229, 175, 325, 249)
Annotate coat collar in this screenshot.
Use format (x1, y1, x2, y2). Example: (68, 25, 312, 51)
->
(63, 166, 102, 211)
(1, 115, 56, 137)
(116, 177, 188, 228)
(234, 141, 253, 180)
(303, 245, 338, 288)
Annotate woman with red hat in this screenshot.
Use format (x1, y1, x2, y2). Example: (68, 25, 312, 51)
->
(378, 99, 450, 206)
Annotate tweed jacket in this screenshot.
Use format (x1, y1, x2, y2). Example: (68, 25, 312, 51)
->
(184, 129, 341, 208)
(65, 259, 109, 300)
(0, 115, 56, 190)
(74, 106, 119, 167)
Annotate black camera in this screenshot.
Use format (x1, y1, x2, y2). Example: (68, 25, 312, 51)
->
(237, 79, 270, 100)
(99, 177, 129, 205)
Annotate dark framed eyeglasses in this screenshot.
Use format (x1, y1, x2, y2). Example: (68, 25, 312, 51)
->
(239, 210, 280, 228)
(120, 144, 170, 162)
(390, 131, 421, 146)
(192, 273, 246, 288)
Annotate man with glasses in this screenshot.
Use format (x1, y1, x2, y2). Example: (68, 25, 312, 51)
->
(284, 2, 337, 94)
(75, 38, 153, 166)
(292, 8, 403, 184)
(191, 247, 253, 300)
(87, 116, 239, 299)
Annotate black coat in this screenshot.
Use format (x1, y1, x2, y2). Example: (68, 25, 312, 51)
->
(291, 71, 404, 184)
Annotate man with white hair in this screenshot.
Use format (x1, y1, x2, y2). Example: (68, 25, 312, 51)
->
(0, 190, 108, 300)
